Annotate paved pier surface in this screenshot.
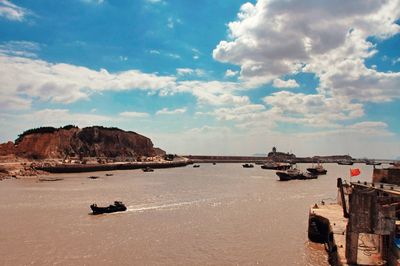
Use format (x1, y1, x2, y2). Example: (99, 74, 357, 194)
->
(310, 203, 348, 265)
(311, 203, 385, 265)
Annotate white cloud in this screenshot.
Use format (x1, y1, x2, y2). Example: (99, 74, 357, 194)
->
(0, 41, 40, 58)
(272, 78, 299, 88)
(0, 0, 29, 21)
(263, 91, 364, 125)
(166, 53, 181, 59)
(212, 104, 266, 121)
(81, 0, 104, 4)
(0, 53, 177, 105)
(0, 52, 256, 110)
(149, 49, 160, 55)
(176, 68, 206, 77)
(167, 17, 182, 29)
(119, 111, 150, 118)
(156, 107, 187, 115)
(225, 69, 239, 77)
(213, 0, 400, 101)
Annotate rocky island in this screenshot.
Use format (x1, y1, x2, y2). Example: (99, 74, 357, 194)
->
(0, 125, 186, 179)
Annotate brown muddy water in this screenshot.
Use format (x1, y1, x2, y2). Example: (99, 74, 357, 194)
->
(0, 163, 376, 265)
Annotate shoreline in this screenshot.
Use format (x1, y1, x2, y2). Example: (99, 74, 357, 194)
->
(35, 160, 190, 173)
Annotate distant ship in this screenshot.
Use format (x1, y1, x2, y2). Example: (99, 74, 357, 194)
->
(276, 168, 317, 181)
(337, 160, 353, 165)
(261, 162, 291, 170)
(365, 160, 381, 166)
(307, 163, 327, 175)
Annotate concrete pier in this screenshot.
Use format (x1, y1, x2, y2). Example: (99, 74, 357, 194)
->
(310, 203, 348, 265)
(309, 180, 400, 265)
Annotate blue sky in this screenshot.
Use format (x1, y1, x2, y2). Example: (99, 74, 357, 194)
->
(0, 0, 400, 158)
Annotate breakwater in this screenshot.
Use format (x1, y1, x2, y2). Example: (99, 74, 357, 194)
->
(36, 160, 189, 173)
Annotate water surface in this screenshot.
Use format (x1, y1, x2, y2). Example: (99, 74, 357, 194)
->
(0, 163, 375, 265)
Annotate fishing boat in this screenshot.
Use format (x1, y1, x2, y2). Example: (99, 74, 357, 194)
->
(261, 162, 291, 170)
(142, 167, 154, 172)
(307, 163, 327, 175)
(276, 168, 301, 181)
(242, 163, 254, 168)
(365, 160, 381, 166)
(90, 201, 127, 215)
(276, 168, 317, 181)
(337, 160, 353, 165)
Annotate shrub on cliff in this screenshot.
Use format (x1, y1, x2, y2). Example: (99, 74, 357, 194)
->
(15, 127, 58, 144)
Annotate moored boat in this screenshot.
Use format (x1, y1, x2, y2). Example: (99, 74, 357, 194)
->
(276, 168, 317, 181)
(307, 163, 327, 175)
(193, 164, 200, 168)
(365, 160, 381, 166)
(142, 167, 154, 172)
(276, 168, 301, 181)
(337, 160, 353, 165)
(90, 201, 127, 215)
(242, 163, 254, 168)
(261, 162, 291, 170)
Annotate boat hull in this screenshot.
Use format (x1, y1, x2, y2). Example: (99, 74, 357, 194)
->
(90, 203, 127, 215)
(276, 171, 292, 181)
(307, 168, 327, 175)
(261, 164, 291, 170)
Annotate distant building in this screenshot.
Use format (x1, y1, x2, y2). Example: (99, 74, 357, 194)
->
(267, 147, 296, 161)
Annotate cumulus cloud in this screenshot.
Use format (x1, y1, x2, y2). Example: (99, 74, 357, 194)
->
(0, 40, 40, 58)
(0, 53, 176, 105)
(212, 104, 266, 121)
(156, 107, 187, 115)
(0, 52, 255, 109)
(0, 0, 29, 21)
(119, 111, 150, 118)
(264, 91, 364, 124)
(225, 69, 239, 77)
(213, 0, 400, 101)
(176, 68, 206, 77)
(272, 78, 299, 88)
(81, 0, 104, 4)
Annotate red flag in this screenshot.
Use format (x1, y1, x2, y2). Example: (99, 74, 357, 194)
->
(350, 168, 360, 177)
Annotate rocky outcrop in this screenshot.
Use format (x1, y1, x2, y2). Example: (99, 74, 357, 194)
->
(0, 126, 163, 159)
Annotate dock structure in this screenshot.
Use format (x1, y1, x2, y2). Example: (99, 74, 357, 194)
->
(309, 177, 400, 265)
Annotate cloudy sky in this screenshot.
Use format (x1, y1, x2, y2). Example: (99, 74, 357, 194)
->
(0, 0, 400, 158)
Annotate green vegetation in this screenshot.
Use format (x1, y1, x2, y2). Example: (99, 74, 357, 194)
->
(14, 125, 139, 144)
(15, 125, 78, 144)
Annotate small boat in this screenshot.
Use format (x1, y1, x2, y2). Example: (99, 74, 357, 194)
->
(276, 168, 317, 181)
(276, 168, 301, 181)
(142, 167, 154, 172)
(297, 172, 318, 180)
(307, 163, 327, 175)
(90, 201, 127, 215)
(105, 173, 113, 176)
(212, 162, 216, 165)
(337, 160, 353, 165)
(261, 162, 291, 170)
(193, 164, 200, 168)
(242, 163, 254, 168)
(88, 175, 99, 179)
(365, 160, 381, 166)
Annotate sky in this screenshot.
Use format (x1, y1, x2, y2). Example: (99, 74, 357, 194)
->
(0, 0, 400, 158)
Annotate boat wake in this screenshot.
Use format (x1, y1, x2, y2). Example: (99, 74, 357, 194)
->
(127, 199, 212, 213)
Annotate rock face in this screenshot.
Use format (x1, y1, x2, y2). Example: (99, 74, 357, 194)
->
(1, 126, 163, 159)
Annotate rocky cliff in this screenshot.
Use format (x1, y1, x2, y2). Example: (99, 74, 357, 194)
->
(0, 126, 163, 159)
